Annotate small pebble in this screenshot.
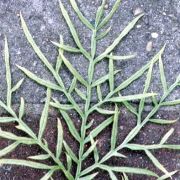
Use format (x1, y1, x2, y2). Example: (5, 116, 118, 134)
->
(136, 24, 142, 28)
(104, 4, 109, 10)
(151, 32, 159, 39)
(163, 12, 166, 16)
(146, 41, 153, 52)
(133, 7, 143, 16)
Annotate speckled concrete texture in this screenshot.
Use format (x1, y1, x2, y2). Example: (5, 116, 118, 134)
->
(0, 0, 179, 105)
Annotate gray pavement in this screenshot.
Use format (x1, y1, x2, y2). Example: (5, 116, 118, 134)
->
(0, 0, 179, 106)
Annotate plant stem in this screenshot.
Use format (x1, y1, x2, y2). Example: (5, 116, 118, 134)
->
(75, 28, 97, 179)
(81, 81, 178, 176)
(9, 109, 74, 180)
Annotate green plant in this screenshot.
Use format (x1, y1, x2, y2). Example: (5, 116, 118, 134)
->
(0, 0, 179, 179)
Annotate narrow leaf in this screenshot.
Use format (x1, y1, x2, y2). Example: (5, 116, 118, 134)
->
(63, 141, 78, 163)
(111, 105, 119, 150)
(66, 153, 72, 172)
(159, 54, 168, 93)
(92, 70, 120, 87)
(160, 128, 174, 145)
(152, 95, 158, 106)
(101, 151, 126, 162)
(96, 26, 111, 41)
(0, 117, 16, 123)
(19, 97, 25, 119)
(113, 46, 165, 93)
(90, 136, 99, 163)
(16, 122, 36, 139)
(95, 14, 143, 62)
(0, 159, 54, 169)
(69, 77, 77, 93)
(125, 143, 180, 151)
(91, 30, 97, 59)
(111, 151, 126, 158)
(98, 0, 122, 29)
(105, 54, 136, 61)
(145, 150, 169, 176)
(85, 116, 113, 143)
(79, 172, 98, 180)
(56, 118, 63, 159)
(11, 78, 24, 92)
(59, 51, 88, 86)
(95, 0, 106, 26)
(50, 99, 73, 111)
(20, 13, 55, 74)
(38, 88, 51, 140)
(108, 170, 117, 180)
(82, 141, 98, 160)
(96, 108, 115, 115)
(17, 65, 62, 91)
(55, 36, 63, 73)
(138, 61, 154, 123)
(86, 120, 94, 130)
(149, 119, 178, 125)
(162, 99, 180, 106)
(0, 128, 31, 141)
(41, 169, 55, 180)
(108, 93, 156, 103)
(0, 142, 19, 157)
(75, 88, 86, 100)
(99, 165, 158, 177)
(59, 1, 90, 59)
(109, 53, 114, 92)
(60, 110, 81, 142)
(122, 173, 129, 180)
(4, 36, 12, 107)
(123, 101, 138, 116)
(157, 170, 178, 180)
(52, 41, 80, 53)
(0, 100, 16, 116)
(69, 0, 94, 30)
(28, 154, 50, 160)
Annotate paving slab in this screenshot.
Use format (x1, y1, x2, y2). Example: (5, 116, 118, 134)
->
(0, 0, 179, 105)
(0, 0, 179, 180)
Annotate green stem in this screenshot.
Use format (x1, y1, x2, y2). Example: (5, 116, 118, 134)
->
(9, 109, 74, 180)
(81, 82, 178, 176)
(75, 27, 97, 179)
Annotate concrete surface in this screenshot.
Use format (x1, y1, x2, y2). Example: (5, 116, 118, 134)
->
(0, 1, 179, 179)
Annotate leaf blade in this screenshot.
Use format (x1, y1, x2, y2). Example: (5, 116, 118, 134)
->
(28, 154, 50, 160)
(63, 141, 78, 164)
(108, 93, 156, 103)
(111, 104, 119, 150)
(98, 0, 122, 29)
(69, 0, 94, 30)
(59, 52, 88, 86)
(59, 1, 90, 59)
(0, 142, 19, 157)
(11, 78, 24, 93)
(85, 116, 113, 143)
(95, 14, 143, 62)
(60, 110, 81, 142)
(0, 159, 55, 169)
(4, 36, 12, 107)
(56, 118, 63, 159)
(38, 88, 51, 140)
(145, 150, 169, 176)
(159, 54, 168, 93)
(17, 65, 62, 91)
